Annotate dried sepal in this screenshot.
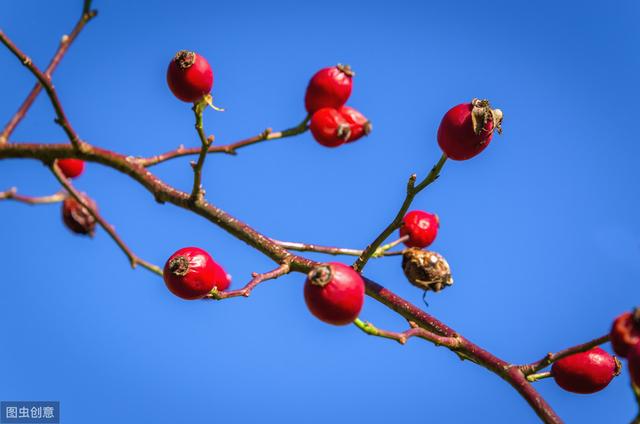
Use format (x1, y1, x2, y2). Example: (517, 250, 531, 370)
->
(62, 192, 97, 236)
(470, 98, 503, 136)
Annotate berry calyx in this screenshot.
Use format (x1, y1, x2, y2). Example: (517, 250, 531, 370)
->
(402, 248, 453, 292)
(304, 262, 365, 325)
(163, 247, 229, 300)
(62, 193, 97, 236)
(304, 64, 354, 114)
(56, 159, 85, 179)
(309, 108, 351, 147)
(339, 106, 372, 143)
(628, 343, 640, 387)
(610, 309, 640, 357)
(437, 98, 503, 161)
(400, 210, 439, 248)
(551, 347, 621, 394)
(167, 50, 214, 103)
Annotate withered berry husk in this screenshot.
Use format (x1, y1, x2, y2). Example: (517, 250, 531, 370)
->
(62, 193, 97, 236)
(402, 248, 453, 292)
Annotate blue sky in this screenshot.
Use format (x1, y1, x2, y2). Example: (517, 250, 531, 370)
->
(1, 1, 639, 423)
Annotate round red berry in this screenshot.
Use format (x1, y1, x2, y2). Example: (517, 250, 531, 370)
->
(309, 108, 351, 147)
(339, 106, 371, 143)
(62, 193, 97, 236)
(167, 50, 213, 103)
(304, 262, 365, 326)
(305, 64, 354, 114)
(628, 343, 640, 387)
(610, 309, 640, 357)
(163, 247, 229, 300)
(551, 347, 621, 394)
(437, 98, 503, 161)
(57, 158, 85, 179)
(400, 210, 439, 248)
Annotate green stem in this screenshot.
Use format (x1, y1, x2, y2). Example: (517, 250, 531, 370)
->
(353, 153, 447, 272)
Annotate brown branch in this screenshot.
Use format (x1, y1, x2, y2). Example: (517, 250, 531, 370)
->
(206, 262, 291, 300)
(272, 239, 404, 257)
(49, 162, 162, 276)
(0, 141, 563, 423)
(0, 187, 65, 204)
(353, 153, 448, 272)
(138, 115, 310, 167)
(0, 3, 97, 144)
(0, 31, 84, 149)
(520, 334, 611, 375)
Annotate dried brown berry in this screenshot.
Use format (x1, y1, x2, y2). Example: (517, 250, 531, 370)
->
(62, 193, 97, 236)
(402, 248, 453, 292)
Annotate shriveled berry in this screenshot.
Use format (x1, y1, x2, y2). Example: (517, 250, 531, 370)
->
(163, 247, 229, 300)
(56, 159, 85, 179)
(305, 64, 354, 114)
(309, 108, 351, 147)
(610, 309, 640, 357)
(167, 50, 213, 103)
(304, 262, 365, 325)
(437, 98, 503, 160)
(62, 193, 97, 236)
(551, 347, 621, 394)
(402, 248, 453, 293)
(628, 343, 640, 387)
(339, 106, 371, 143)
(400, 210, 439, 248)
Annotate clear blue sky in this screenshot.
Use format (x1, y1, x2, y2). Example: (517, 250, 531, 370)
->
(1, 1, 639, 423)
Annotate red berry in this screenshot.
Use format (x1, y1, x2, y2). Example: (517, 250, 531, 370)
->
(304, 262, 365, 326)
(57, 159, 85, 179)
(62, 193, 97, 236)
(628, 343, 640, 387)
(309, 108, 351, 147)
(305, 64, 354, 114)
(167, 50, 213, 103)
(339, 106, 372, 143)
(163, 247, 229, 300)
(400, 210, 439, 248)
(551, 347, 621, 394)
(610, 309, 640, 357)
(437, 98, 503, 160)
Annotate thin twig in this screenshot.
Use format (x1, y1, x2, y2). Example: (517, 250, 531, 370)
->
(49, 163, 162, 276)
(0, 2, 97, 144)
(0, 187, 65, 204)
(353, 153, 448, 272)
(354, 318, 461, 346)
(0, 31, 83, 149)
(272, 239, 404, 257)
(206, 262, 291, 300)
(139, 115, 310, 167)
(190, 100, 211, 202)
(521, 334, 611, 375)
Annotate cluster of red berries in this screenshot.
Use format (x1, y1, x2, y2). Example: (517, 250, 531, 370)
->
(305, 65, 371, 147)
(163, 247, 230, 299)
